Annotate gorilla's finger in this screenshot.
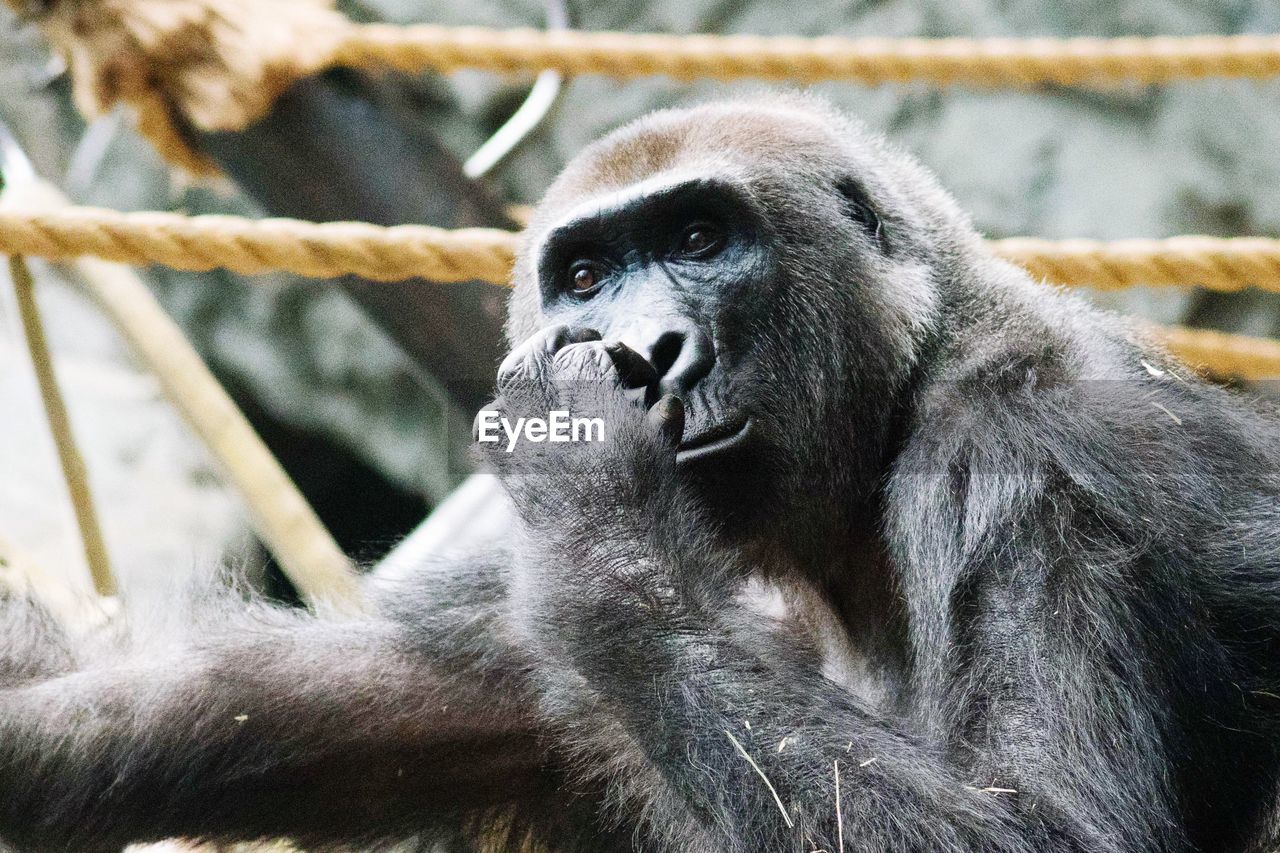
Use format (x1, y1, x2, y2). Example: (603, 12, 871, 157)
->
(550, 341, 617, 382)
(646, 394, 685, 446)
(547, 326, 601, 355)
(604, 341, 660, 389)
(557, 326, 601, 346)
(499, 325, 600, 379)
(498, 336, 542, 379)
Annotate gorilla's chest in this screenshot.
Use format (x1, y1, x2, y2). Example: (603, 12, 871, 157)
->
(735, 576, 902, 711)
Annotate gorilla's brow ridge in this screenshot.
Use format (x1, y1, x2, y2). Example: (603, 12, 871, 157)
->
(534, 174, 754, 269)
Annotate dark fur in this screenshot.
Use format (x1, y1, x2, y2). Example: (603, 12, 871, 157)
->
(4, 96, 1280, 852)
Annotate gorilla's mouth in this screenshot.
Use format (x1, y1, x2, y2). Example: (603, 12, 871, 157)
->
(676, 415, 752, 463)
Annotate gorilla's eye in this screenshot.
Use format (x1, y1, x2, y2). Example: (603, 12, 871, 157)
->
(678, 223, 724, 259)
(569, 261, 601, 293)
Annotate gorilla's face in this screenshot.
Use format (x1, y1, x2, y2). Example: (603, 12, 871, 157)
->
(530, 175, 775, 464)
(507, 98, 958, 533)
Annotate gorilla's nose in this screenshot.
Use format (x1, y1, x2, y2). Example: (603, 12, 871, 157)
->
(619, 319, 715, 397)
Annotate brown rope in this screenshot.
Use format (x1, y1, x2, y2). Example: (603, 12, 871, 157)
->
(2, 206, 1280, 294)
(22, 0, 351, 174)
(8, 255, 117, 597)
(992, 236, 1280, 292)
(337, 27, 1280, 87)
(0, 207, 517, 284)
(1154, 324, 1280, 380)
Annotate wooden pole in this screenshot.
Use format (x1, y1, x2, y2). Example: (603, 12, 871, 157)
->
(7, 254, 117, 597)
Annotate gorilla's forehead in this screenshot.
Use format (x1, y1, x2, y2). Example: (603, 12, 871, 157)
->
(535, 99, 852, 222)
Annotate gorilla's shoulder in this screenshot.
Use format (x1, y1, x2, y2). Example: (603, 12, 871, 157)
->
(904, 270, 1280, 499)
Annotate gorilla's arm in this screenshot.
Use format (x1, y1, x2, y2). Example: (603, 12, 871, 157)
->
(498, 367, 1209, 852)
(0, 556, 553, 851)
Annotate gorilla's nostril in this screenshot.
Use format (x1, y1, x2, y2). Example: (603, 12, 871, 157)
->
(649, 327, 715, 396)
(650, 331, 687, 378)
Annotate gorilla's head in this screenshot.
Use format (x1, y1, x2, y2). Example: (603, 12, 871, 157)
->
(508, 96, 980, 546)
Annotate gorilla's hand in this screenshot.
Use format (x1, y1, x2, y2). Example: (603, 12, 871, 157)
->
(480, 326, 707, 660)
(478, 324, 685, 508)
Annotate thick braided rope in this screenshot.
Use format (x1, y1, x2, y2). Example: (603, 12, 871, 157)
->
(1156, 325, 1280, 380)
(2, 207, 1280, 293)
(335, 27, 1280, 86)
(0, 208, 516, 284)
(992, 237, 1280, 292)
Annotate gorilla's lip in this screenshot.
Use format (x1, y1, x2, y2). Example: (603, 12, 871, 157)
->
(676, 415, 752, 463)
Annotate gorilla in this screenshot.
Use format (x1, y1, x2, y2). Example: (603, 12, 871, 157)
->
(3, 95, 1280, 853)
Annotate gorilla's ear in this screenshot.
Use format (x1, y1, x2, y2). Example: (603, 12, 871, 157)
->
(835, 178, 885, 248)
